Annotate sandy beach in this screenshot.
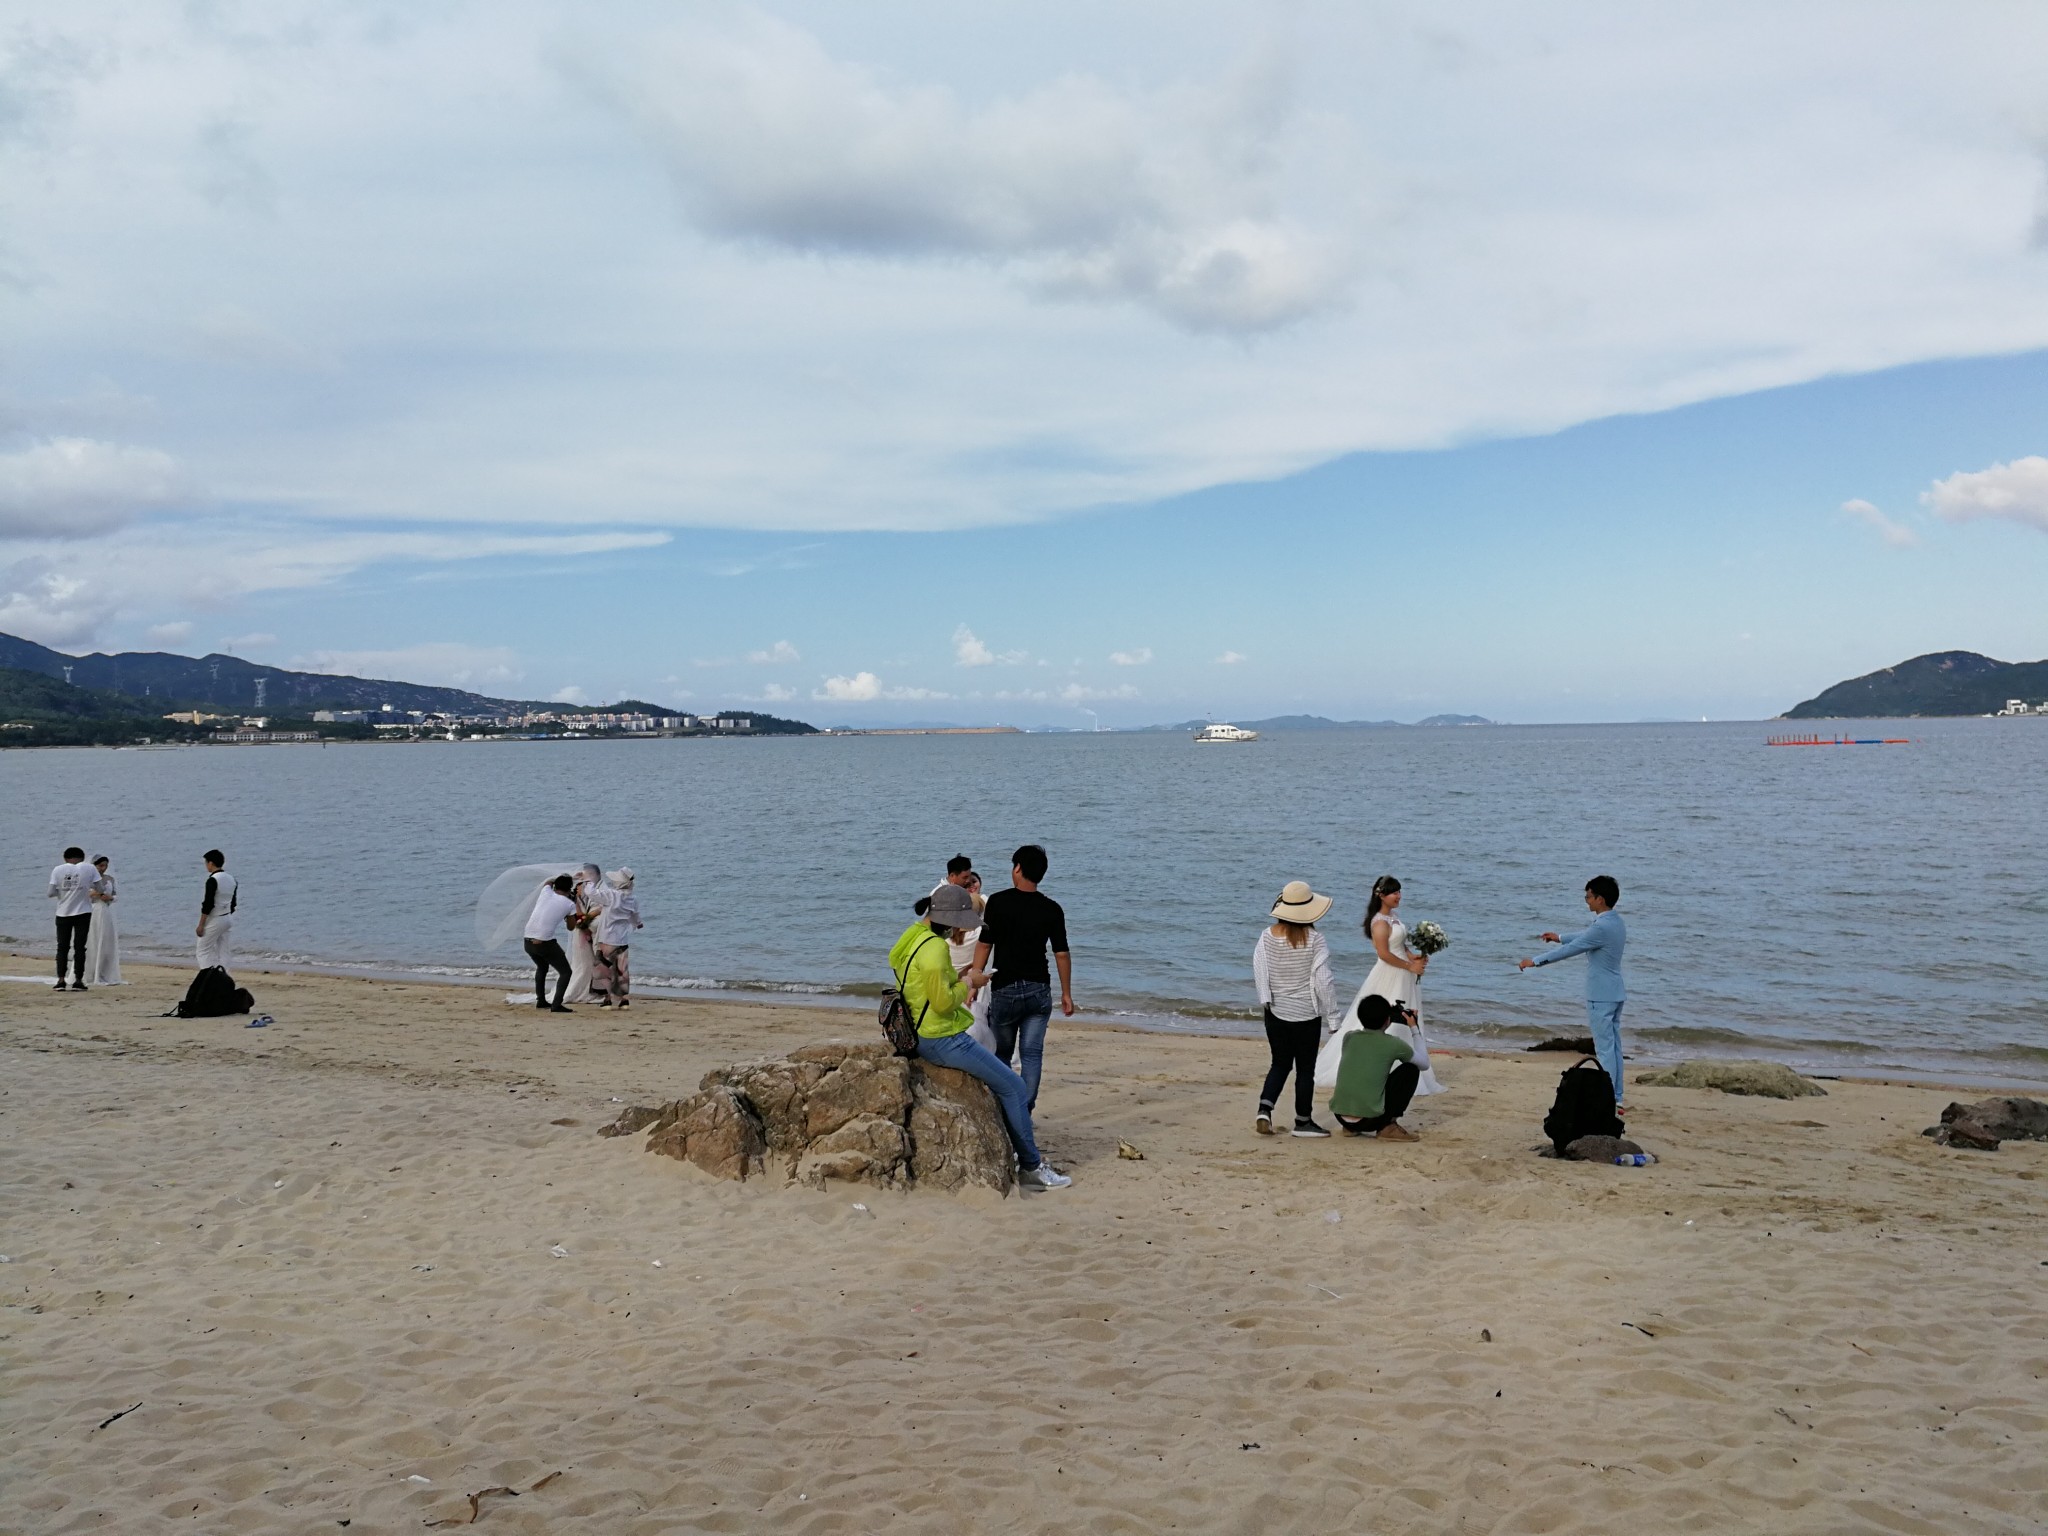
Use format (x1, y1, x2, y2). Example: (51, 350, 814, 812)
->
(3, 955, 2044, 1535)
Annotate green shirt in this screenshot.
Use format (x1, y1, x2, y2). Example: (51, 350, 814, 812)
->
(888, 920, 973, 1039)
(1328, 1028, 1415, 1120)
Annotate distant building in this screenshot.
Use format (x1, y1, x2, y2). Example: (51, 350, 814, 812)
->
(314, 710, 370, 724)
(165, 711, 229, 725)
(211, 729, 319, 744)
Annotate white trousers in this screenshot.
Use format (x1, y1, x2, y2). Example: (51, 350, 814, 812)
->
(197, 916, 234, 970)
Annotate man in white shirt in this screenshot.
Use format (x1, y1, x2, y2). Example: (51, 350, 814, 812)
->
(523, 874, 578, 1011)
(47, 846, 95, 990)
(196, 849, 238, 970)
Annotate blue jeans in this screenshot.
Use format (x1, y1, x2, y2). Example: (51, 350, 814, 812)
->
(1588, 1000, 1625, 1106)
(987, 980, 1052, 1110)
(916, 1029, 1042, 1170)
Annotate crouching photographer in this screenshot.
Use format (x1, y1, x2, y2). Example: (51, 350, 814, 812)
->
(1329, 994, 1424, 1141)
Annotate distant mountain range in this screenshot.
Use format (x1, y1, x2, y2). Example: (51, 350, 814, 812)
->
(0, 631, 815, 731)
(1138, 712, 1497, 732)
(1784, 651, 2048, 718)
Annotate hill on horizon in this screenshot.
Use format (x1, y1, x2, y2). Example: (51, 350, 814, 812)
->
(0, 632, 815, 729)
(1783, 651, 2048, 718)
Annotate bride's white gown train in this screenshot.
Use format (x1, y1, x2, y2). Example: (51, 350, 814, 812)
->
(1314, 914, 1445, 1093)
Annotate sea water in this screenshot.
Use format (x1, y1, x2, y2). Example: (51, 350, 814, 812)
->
(3, 720, 2043, 1086)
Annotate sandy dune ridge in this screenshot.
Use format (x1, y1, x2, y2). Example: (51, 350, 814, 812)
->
(2, 957, 2044, 1534)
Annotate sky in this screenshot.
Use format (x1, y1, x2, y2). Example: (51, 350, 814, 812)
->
(4, 0, 2048, 725)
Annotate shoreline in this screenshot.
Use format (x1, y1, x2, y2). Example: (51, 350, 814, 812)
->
(8, 950, 2039, 1105)
(5, 947, 2042, 1098)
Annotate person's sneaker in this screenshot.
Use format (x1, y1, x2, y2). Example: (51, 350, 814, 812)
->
(1338, 1118, 1373, 1136)
(1375, 1123, 1418, 1142)
(1018, 1164, 1072, 1190)
(72, 983, 87, 992)
(1255, 1110, 1275, 1135)
(1292, 1119, 1332, 1138)
(53, 981, 67, 991)
(549, 1004, 574, 1013)
(534, 1001, 549, 1010)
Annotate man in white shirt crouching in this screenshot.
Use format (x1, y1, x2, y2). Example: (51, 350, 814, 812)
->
(48, 846, 95, 990)
(196, 849, 238, 970)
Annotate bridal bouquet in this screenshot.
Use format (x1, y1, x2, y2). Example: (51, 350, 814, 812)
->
(1408, 920, 1450, 955)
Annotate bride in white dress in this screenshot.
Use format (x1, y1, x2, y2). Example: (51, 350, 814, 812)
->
(1315, 875, 1445, 1093)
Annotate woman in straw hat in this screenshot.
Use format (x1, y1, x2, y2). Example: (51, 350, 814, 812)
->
(1253, 881, 1340, 1137)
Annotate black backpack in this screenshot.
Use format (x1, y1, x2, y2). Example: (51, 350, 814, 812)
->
(1544, 1058, 1623, 1153)
(170, 966, 254, 1019)
(878, 934, 941, 1056)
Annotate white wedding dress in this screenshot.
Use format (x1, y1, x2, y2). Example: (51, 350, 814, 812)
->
(1314, 913, 1445, 1093)
(86, 875, 123, 985)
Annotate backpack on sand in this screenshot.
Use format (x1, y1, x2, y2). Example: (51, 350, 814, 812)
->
(169, 966, 254, 1019)
(878, 935, 941, 1057)
(1544, 1058, 1623, 1153)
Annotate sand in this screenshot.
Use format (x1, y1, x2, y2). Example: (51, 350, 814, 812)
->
(3, 955, 2045, 1535)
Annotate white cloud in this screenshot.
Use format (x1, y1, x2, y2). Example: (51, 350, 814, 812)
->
(1840, 498, 1918, 547)
(551, 685, 588, 704)
(292, 643, 525, 690)
(811, 670, 950, 702)
(1922, 457, 2048, 534)
(953, 624, 996, 667)
(146, 620, 194, 644)
(755, 681, 795, 702)
(0, 522, 668, 647)
(0, 438, 182, 537)
(1109, 647, 1153, 666)
(816, 670, 882, 701)
(14, 4, 2048, 550)
(745, 639, 801, 664)
(588, 15, 1346, 336)
(1215, 650, 1246, 664)
(953, 623, 1025, 667)
(1059, 682, 1139, 702)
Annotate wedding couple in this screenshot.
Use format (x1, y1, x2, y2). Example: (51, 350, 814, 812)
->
(522, 863, 641, 1010)
(46, 848, 123, 989)
(1253, 875, 1443, 1140)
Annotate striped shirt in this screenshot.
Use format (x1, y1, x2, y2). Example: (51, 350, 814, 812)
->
(1254, 928, 1335, 1023)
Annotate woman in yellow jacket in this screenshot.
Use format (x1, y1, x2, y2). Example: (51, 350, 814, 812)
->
(890, 883, 1072, 1190)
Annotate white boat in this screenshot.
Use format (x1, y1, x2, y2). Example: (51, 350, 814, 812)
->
(1193, 722, 1259, 743)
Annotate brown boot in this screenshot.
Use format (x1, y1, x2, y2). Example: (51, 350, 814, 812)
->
(1375, 1123, 1418, 1142)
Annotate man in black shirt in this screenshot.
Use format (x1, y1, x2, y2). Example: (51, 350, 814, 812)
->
(969, 843, 1072, 1112)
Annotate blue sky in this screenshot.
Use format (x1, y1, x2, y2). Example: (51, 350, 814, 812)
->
(4, 2, 2048, 723)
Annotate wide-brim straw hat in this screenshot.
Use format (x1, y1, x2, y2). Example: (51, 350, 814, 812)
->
(1270, 880, 1333, 925)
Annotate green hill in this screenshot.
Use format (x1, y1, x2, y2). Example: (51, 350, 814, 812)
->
(0, 666, 210, 747)
(1783, 651, 2048, 718)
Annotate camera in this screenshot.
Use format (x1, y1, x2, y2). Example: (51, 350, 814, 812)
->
(1386, 1000, 1417, 1025)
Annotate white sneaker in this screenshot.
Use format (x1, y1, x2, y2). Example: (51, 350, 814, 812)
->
(1019, 1164, 1072, 1190)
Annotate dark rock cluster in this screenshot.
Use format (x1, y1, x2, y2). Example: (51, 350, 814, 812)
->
(1923, 1096, 2048, 1152)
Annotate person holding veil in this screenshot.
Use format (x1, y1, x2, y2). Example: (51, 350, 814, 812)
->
(591, 868, 642, 1008)
(85, 855, 123, 985)
(1317, 875, 1445, 1096)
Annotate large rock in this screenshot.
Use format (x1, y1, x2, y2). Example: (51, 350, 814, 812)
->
(1940, 1097, 2048, 1141)
(644, 1085, 768, 1180)
(1635, 1059, 1827, 1099)
(632, 1040, 1015, 1194)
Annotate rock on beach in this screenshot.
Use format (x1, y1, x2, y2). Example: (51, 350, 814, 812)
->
(610, 1040, 1015, 1193)
(1635, 1059, 1827, 1099)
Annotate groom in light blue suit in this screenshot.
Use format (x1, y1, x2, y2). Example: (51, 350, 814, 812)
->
(1519, 875, 1628, 1112)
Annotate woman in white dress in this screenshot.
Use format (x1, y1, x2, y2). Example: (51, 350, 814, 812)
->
(1316, 875, 1444, 1094)
(85, 855, 123, 985)
(564, 863, 604, 1004)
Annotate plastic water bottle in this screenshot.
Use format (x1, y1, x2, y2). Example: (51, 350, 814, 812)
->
(1614, 1152, 1652, 1167)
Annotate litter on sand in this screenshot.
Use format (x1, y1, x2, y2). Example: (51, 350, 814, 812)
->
(547, 1245, 569, 1258)
(245, 1016, 271, 1028)
(1323, 1210, 1341, 1223)
(1117, 1139, 1145, 1160)
(1309, 1284, 1343, 1299)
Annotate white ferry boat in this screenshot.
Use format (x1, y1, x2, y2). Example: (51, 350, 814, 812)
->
(1193, 722, 1259, 743)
